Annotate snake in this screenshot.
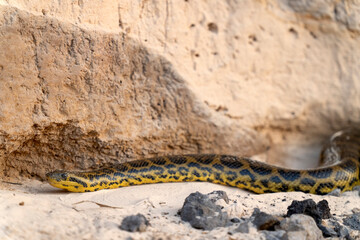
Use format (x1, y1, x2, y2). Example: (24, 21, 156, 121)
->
(46, 129, 360, 195)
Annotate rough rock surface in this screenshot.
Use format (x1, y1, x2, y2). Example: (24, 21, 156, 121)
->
(343, 213, 360, 231)
(286, 199, 331, 223)
(0, 4, 267, 179)
(326, 218, 352, 239)
(0, 3, 268, 180)
(1, 0, 360, 179)
(286, 199, 332, 236)
(179, 191, 228, 230)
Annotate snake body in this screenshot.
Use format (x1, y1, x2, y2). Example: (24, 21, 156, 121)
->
(46, 129, 360, 195)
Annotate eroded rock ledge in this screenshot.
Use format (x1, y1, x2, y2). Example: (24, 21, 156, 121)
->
(1, 0, 360, 179)
(0, 6, 265, 179)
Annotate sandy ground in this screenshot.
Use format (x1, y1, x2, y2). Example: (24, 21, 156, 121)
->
(0, 179, 359, 240)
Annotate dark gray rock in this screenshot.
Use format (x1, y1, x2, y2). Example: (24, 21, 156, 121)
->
(337, 225, 351, 239)
(327, 188, 341, 196)
(317, 224, 338, 238)
(343, 213, 360, 230)
(232, 208, 283, 235)
(328, 219, 352, 239)
(180, 191, 228, 230)
(261, 230, 286, 240)
(317, 200, 331, 219)
(233, 221, 254, 234)
(251, 209, 281, 231)
(119, 214, 149, 232)
(353, 185, 360, 193)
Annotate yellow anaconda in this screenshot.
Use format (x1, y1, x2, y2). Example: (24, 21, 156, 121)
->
(46, 129, 360, 195)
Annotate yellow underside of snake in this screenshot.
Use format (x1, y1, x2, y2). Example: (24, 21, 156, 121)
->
(46, 129, 360, 195)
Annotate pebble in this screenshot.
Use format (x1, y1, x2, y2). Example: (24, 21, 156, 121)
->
(230, 217, 240, 223)
(352, 208, 360, 214)
(119, 214, 150, 232)
(327, 188, 341, 197)
(353, 185, 360, 195)
(180, 191, 228, 230)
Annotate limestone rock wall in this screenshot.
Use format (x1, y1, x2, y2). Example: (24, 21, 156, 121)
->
(0, 0, 359, 179)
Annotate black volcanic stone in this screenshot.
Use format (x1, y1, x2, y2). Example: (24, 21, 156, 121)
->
(286, 199, 333, 237)
(286, 199, 331, 224)
(251, 209, 281, 231)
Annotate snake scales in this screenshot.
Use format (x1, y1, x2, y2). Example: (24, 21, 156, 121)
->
(46, 129, 360, 195)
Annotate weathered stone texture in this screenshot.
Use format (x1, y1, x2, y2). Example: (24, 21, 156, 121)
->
(0, 5, 265, 179)
(0, 0, 359, 179)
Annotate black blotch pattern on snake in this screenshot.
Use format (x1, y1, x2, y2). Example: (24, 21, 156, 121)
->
(46, 129, 360, 195)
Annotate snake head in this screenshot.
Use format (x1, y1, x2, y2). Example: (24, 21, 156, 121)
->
(46, 170, 88, 192)
(46, 170, 69, 182)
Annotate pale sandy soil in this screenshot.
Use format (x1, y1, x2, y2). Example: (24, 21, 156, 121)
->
(0, 180, 359, 240)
